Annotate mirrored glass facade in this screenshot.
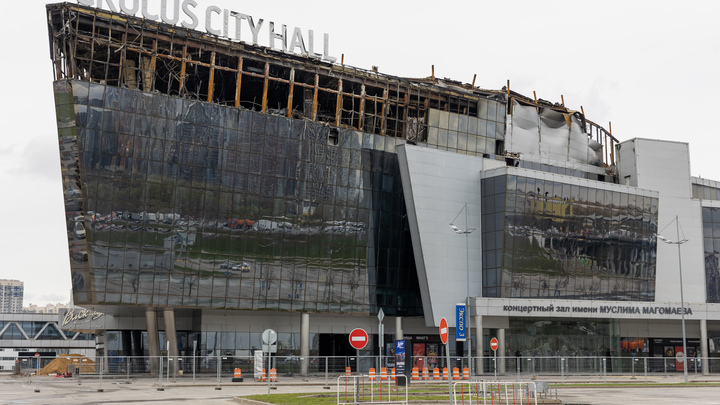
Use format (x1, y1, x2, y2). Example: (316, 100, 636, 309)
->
(481, 172, 658, 300)
(703, 207, 720, 303)
(56, 80, 421, 316)
(508, 318, 615, 357)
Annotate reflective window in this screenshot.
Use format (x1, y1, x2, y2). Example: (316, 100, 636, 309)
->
(508, 318, 614, 357)
(482, 174, 658, 301)
(703, 207, 720, 303)
(58, 82, 422, 317)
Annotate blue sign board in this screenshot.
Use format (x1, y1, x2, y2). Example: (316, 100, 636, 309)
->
(456, 303, 466, 341)
(395, 340, 406, 376)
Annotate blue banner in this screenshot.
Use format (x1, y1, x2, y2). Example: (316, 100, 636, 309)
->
(395, 340, 406, 376)
(456, 303, 466, 341)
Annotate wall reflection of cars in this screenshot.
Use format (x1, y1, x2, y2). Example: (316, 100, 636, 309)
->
(71, 249, 88, 262)
(74, 222, 86, 239)
(220, 261, 251, 272)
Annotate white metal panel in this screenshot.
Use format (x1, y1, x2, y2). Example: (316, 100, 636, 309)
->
(538, 108, 568, 160)
(568, 115, 592, 164)
(396, 145, 483, 327)
(628, 139, 704, 303)
(506, 101, 540, 156)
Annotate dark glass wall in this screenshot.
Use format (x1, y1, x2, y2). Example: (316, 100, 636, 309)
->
(56, 80, 421, 316)
(507, 318, 615, 357)
(702, 207, 720, 303)
(481, 173, 658, 300)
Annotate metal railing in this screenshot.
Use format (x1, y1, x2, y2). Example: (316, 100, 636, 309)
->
(453, 381, 538, 405)
(4, 354, 718, 394)
(337, 374, 408, 405)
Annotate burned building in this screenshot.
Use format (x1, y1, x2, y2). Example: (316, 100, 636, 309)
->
(47, 2, 720, 373)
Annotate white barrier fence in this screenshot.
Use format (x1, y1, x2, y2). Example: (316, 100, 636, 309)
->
(452, 381, 538, 405)
(336, 374, 408, 405)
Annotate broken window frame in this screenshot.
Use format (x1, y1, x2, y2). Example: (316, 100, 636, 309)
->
(48, 3, 617, 167)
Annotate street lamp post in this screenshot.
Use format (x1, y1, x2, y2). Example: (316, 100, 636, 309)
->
(449, 202, 476, 375)
(657, 215, 689, 383)
(378, 309, 385, 372)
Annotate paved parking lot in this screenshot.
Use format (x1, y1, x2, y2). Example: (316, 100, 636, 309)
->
(2, 373, 720, 404)
(553, 374, 720, 405)
(1, 374, 340, 404)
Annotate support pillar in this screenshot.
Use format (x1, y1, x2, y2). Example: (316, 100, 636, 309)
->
(497, 328, 506, 374)
(300, 313, 310, 376)
(163, 309, 178, 379)
(700, 319, 709, 376)
(395, 317, 403, 341)
(475, 315, 483, 374)
(96, 331, 108, 374)
(146, 308, 160, 375)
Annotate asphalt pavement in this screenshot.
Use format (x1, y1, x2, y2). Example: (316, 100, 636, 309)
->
(2, 373, 720, 404)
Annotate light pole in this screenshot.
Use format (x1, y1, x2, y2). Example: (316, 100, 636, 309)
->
(378, 309, 385, 372)
(449, 202, 476, 375)
(656, 215, 689, 383)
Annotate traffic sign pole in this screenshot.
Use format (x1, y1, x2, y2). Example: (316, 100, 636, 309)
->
(445, 338, 452, 405)
(490, 337, 498, 380)
(262, 329, 276, 396)
(378, 309, 385, 372)
(349, 328, 368, 377)
(439, 317, 451, 405)
(494, 348, 497, 380)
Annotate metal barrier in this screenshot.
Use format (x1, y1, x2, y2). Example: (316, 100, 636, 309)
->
(5, 353, 720, 397)
(337, 374, 408, 405)
(452, 381, 538, 405)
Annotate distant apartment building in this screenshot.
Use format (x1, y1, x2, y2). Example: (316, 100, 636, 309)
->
(23, 303, 70, 314)
(0, 280, 23, 313)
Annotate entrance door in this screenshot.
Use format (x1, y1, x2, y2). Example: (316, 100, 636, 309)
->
(319, 334, 357, 372)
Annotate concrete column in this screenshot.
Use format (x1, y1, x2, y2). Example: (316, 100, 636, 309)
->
(475, 315, 483, 374)
(300, 313, 310, 376)
(163, 308, 178, 379)
(146, 308, 160, 375)
(96, 331, 108, 373)
(700, 319, 709, 376)
(395, 317, 403, 341)
(497, 328, 506, 374)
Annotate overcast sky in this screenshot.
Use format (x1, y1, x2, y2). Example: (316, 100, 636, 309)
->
(1, 1, 718, 306)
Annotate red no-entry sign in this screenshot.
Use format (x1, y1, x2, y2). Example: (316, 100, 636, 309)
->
(490, 337, 499, 351)
(439, 317, 449, 345)
(349, 328, 368, 350)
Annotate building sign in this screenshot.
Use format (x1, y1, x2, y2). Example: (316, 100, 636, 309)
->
(61, 308, 105, 327)
(76, 0, 337, 62)
(407, 335, 441, 342)
(455, 303, 466, 341)
(500, 304, 692, 316)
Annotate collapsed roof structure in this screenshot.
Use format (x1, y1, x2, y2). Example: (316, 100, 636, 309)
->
(47, 2, 617, 179)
